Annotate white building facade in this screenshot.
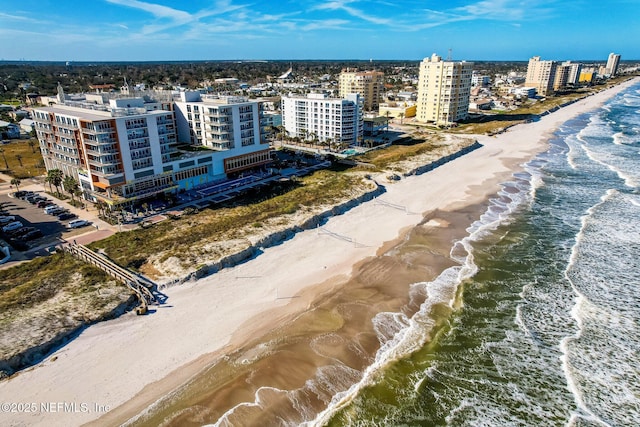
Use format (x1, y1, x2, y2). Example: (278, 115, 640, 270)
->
(605, 53, 621, 77)
(281, 93, 364, 145)
(33, 94, 270, 207)
(173, 92, 271, 176)
(416, 53, 474, 125)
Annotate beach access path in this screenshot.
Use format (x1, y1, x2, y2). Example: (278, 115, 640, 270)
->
(1, 77, 637, 427)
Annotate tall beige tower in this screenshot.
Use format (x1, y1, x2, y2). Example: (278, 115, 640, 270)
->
(338, 69, 384, 111)
(525, 56, 558, 96)
(416, 53, 473, 125)
(605, 53, 621, 77)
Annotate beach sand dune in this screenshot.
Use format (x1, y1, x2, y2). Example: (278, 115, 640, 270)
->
(0, 78, 636, 427)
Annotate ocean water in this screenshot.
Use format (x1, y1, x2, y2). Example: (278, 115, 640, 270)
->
(317, 83, 640, 426)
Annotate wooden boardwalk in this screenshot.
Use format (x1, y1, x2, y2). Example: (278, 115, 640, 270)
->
(64, 242, 156, 314)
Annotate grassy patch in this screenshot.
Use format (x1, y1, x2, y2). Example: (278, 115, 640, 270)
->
(89, 170, 365, 269)
(355, 135, 445, 169)
(0, 253, 115, 312)
(0, 138, 45, 179)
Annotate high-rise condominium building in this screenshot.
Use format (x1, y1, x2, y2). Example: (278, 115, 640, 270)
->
(554, 61, 583, 90)
(281, 93, 363, 146)
(338, 70, 384, 111)
(605, 53, 621, 77)
(525, 56, 558, 96)
(173, 92, 271, 175)
(561, 61, 583, 86)
(33, 93, 269, 207)
(416, 53, 474, 125)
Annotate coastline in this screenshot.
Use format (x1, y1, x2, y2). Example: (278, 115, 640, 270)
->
(0, 78, 636, 427)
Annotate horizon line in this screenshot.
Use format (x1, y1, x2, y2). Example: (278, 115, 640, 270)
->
(2, 58, 638, 64)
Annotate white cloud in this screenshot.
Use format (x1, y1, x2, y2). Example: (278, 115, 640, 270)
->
(105, 0, 192, 21)
(313, 0, 393, 25)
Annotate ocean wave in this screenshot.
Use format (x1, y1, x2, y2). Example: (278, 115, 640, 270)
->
(307, 158, 540, 426)
(561, 189, 640, 426)
(581, 144, 639, 188)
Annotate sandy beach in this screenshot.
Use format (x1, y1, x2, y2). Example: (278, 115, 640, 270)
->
(0, 78, 636, 427)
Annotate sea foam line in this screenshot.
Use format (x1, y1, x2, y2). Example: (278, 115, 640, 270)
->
(560, 189, 618, 427)
(306, 161, 541, 426)
(581, 144, 639, 188)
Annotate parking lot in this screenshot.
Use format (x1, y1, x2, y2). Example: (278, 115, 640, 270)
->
(0, 191, 92, 253)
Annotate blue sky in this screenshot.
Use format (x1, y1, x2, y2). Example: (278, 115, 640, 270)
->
(0, 0, 638, 61)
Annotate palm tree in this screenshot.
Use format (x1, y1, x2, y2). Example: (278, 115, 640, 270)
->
(47, 169, 64, 195)
(398, 112, 405, 125)
(73, 187, 83, 204)
(63, 175, 79, 202)
(28, 139, 37, 153)
(309, 132, 319, 147)
(44, 175, 53, 193)
(11, 178, 21, 192)
(0, 147, 8, 169)
(15, 154, 23, 167)
(96, 200, 107, 218)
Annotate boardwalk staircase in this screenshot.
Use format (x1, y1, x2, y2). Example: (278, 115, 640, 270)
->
(64, 242, 156, 315)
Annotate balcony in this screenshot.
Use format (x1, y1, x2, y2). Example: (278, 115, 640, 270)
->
(206, 141, 232, 150)
(130, 148, 152, 158)
(86, 146, 118, 156)
(132, 159, 154, 170)
(89, 165, 124, 177)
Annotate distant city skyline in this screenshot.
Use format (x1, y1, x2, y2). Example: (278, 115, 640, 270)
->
(1, 0, 638, 62)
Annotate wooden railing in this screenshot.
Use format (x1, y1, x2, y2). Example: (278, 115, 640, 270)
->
(64, 242, 155, 315)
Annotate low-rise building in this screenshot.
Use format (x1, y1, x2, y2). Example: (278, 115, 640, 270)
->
(0, 121, 20, 139)
(379, 102, 416, 120)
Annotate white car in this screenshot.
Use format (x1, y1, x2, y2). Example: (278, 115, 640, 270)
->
(67, 219, 89, 229)
(44, 205, 61, 215)
(2, 221, 23, 233)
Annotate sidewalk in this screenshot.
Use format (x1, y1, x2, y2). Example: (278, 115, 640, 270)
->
(0, 172, 120, 269)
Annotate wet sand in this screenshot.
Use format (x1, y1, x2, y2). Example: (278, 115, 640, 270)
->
(127, 206, 485, 426)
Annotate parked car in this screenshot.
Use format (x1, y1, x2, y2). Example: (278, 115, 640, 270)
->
(18, 191, 34, 200)
(46, 207, 66, 216)
(44, 205, 61, 215)
(57, 212, 77, 221)
(7, 226, 35, 237)
(27, 196, 45, 204)
(0, 215, 16, 224)
(22, 229, 44, 241)
(2, 221, 23, 233)
(67, 219, 89, 229)
(37, 200, 53, 208)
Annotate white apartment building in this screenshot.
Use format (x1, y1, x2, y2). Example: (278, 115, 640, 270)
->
(416, 53, 474, 125)
(338, 69, 384, 111)
(281, 93, 364, 145)
(472, 72, 490, 87)
(563, 61, 583, 86)
(173, 92, 271, 176)
(605, 53, 621, 77)
(33, 94, 270, 207)
(525, 56, 558, 96)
